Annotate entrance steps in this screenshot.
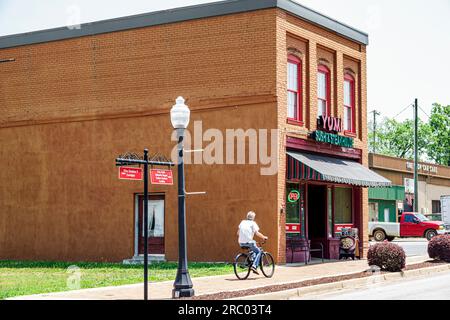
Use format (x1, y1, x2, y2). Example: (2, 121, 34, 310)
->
(123, 254, 166, 264)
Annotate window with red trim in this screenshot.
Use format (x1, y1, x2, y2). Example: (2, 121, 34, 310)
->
(344, 74, 355, 134)
(287, 55, 302, 124)
(317, 65, 330, 118)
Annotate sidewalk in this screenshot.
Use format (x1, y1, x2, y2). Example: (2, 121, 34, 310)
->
(10, 256, 429, 300)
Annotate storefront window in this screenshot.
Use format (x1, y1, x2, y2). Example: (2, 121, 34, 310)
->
(334, 187, 352, 224)
(286, 184, 304, 238)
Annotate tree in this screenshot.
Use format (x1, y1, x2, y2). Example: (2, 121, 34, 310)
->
(427, 103, 450, 166)
(368, 117, 431, 160)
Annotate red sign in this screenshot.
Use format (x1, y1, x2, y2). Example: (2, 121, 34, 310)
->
(119, 167, 143, 181)
(150, 169, 174, 185)
(334, 224, 354, 234)
(286, 223, 301, 234)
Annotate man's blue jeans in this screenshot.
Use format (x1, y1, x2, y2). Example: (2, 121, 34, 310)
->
(240, 242, 262, 269)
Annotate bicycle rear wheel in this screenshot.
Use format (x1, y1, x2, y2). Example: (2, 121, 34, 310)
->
(233, 253, 251, 280)
(260, 252, 275, 278)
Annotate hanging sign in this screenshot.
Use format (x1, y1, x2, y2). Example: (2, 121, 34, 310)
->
(314, 130, 354, 148)
(288, 190, 301, 203)
(150, 169, 174, 185)
(119, 167, 143, 181)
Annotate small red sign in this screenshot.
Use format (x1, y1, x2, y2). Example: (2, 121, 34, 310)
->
(334, 224, 354, 234)
(286, 223, 301, 234)
(119, 167, 143, 181)
(150, 169, 174, 185)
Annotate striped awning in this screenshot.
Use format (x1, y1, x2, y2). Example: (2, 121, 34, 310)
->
(287, 151, 392, 188)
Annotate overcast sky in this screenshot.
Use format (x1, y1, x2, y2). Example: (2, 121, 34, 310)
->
(1, 0, 449, 121)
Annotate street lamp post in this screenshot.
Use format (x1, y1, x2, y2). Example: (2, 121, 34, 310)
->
(171, 97, 195, 298)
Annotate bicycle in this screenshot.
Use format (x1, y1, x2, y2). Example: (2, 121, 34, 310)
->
(233, 240, 275, 280)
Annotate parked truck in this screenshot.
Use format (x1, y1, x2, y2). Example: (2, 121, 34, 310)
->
(369, 212, 448, 242)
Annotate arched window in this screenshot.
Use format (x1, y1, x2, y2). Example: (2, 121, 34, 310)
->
(287, 55, 302, 124)
(317, 65, 330, 118)
(344, 73, 355, 133)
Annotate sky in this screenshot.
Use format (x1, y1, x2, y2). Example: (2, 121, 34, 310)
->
(1, 0, 449, 122)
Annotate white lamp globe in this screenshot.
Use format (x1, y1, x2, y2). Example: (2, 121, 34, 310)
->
(170, 96, 190, 129)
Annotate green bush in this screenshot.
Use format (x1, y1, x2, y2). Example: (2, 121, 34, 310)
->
(367, 242, 406, 272)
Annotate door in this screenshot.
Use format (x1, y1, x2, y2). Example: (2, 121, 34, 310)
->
(138, 195, 165, 254)
(384, 208, 390, 222)
(400, 214, 416, 237)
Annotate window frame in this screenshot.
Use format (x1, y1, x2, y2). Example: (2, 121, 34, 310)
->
(287, 55, 303, 125)
(343, 73, 356, 136)
(317, 64, 331, 118)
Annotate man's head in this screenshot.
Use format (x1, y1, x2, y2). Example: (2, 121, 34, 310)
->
(247, 211, 256, 221)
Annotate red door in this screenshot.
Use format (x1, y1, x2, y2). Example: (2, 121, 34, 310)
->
(401, 214, 417, 237)
(138, 195, 165, 254)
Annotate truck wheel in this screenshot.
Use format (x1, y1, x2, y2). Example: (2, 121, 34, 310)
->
(373, 230, 386, 242)
(425, 230, 437, 241)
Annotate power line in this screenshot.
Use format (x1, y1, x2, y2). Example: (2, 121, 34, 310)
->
(418, 105, 430, 119)
(392, 103, 414, 120)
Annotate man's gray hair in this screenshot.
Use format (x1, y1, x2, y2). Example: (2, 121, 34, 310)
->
(247, 211, 256, 221)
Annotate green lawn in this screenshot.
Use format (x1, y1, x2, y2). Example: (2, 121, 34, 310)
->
(0, 260, 233, 299)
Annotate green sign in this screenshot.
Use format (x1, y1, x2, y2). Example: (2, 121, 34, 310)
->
(314, 130, 354, 148)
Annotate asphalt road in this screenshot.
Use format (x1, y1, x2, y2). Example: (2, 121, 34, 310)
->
(370, 239, 429, 257)
(297, 271, 450, 300)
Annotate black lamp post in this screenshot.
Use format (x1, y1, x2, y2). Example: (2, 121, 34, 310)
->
(170, 97, 194, 298)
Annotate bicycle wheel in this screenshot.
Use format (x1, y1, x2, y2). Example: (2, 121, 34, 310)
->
(260, 252, 275, 278)
(233, 253, 251, 280)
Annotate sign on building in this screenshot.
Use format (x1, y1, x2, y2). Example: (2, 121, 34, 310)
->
(404, 178, 415, 194)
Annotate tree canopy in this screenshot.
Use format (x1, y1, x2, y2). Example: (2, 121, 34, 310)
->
(368, 103, 450, 166)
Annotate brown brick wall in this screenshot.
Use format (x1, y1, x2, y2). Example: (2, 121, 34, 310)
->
(276, 9, 369, 262)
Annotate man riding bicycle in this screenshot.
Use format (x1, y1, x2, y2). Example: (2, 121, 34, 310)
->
(237, 211, 268, 275)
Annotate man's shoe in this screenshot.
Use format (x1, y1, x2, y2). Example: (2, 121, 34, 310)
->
(251, 267, 259, 275)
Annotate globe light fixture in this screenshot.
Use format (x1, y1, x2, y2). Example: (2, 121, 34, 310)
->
(170, 96, 190, 129)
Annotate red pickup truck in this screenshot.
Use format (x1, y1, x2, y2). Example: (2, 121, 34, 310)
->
(369, 212, 448, 241)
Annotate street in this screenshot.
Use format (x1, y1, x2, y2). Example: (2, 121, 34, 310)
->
(370, 239, 429, 257)
(297, 270, 450, 300)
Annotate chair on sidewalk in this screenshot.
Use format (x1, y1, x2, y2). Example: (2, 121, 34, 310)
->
(288, 238, 324, 265)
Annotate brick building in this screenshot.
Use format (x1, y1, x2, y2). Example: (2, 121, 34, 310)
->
(369, 153, 450, 221)
(0, 0, 389, 263)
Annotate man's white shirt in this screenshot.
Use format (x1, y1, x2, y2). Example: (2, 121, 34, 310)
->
(238, 220, 260, 244)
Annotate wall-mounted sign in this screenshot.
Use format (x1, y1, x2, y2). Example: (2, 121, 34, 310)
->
(406, 162, 438, 174)
(119, 167, 143, 181)
(314, 130, 354, 148)
(317, 115, 343, 133)
(288, 190, 300, 203)
(404, 178, 414, 194)
(286, 223, 301, 234)
(150, 169, 174, 185)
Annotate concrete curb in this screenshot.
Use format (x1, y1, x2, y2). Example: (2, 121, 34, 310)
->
(230, 264, 450, 300)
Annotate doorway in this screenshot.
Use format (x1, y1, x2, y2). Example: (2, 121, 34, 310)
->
(307, 184, 327, 257)
(137, 194, 165, 254)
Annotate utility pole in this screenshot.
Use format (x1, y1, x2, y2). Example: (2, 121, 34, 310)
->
(414, 99, 419, 213)
(370, 110, 381, 153)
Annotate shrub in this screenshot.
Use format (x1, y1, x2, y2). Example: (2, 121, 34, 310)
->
(428, 235, 450, 262)
(367, 242, 406, 272)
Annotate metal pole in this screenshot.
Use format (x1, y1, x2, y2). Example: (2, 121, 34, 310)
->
(414, 99, 419, 213)
(371, 110, 380, 154)
(172, 128, 194, 298)
(143, 148, 149, 300)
